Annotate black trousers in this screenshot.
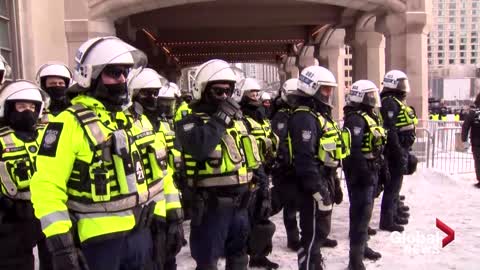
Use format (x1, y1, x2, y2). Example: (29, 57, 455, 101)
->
(472, 146, 480, 182)
(297, 193, 332, 270)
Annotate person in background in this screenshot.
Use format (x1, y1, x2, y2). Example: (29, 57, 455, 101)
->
(461, 93, 480, 188)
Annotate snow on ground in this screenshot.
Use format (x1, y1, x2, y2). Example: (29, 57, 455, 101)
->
(35, 167, 480, 269)
(178, 167, 480, 270)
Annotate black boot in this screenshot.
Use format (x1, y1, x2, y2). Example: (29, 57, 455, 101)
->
(367, 227, 377, 236)
(364, 246, 382, 261)
(379, 221, 404, 232)
(396, 210, 410, 219)
(348, 245, 365, 270)
(286, 229, 301, 251)
(395, 217, 408, 225)
(474, 182, 480, 188)
(322, 238, 338, 248)
(399, 195, 406, 201)
(225, 254, 248, 270)
(248, 256, 279, 270)
(398, 201, 410, 212)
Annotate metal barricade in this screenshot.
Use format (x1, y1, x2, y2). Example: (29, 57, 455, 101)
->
(430, 126, 474, 174)
(412, 128, 431, 169)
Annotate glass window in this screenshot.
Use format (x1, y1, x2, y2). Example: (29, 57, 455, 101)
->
(449, 38, 455, 44)
(449, 31, 455, 37)
(461, 17, 466, 23)
(438, 24, 444, 30)
(439, 38, 444, 44)
(460, 52, 465, 57)
(472, 38, 478, 44)
(460, 59, 465, 64)
(460, 24, 466, 30)
(449, 17, 455, 23)
(472, 52, 477, 57)
(449, 52, 456, 58)
(474, 2, 478, 9)
(449, 59, 455, 64)
(460, 38, 467, 43)
(473, 17, 479, 23)
(0, 0, 19, 79)
(448, 3, 456, 9)
(438, 10, 443, 16)
(460, 45, 466, 50)
(450, 10, 456, 16)
(428, 45, 432, 51)
(474, 10, 478, 16)
(449, 45, 455, 50)
(439, 59, 444, 65)
(438, 52, 444, 57)
(471, 58, 477, 64)
(428, 52, 432, 58)
(472, 45, 477, 50)
(473, 32, 478, 37)
(460, 9, 466, 15)
(438, 45, 444, 51)
(473, 24, 477, 30)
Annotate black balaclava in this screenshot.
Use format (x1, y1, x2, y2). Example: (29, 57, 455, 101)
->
(42, 77, 70, 115)
(92, 79, 129, 112)
(5, 100, 41, 133)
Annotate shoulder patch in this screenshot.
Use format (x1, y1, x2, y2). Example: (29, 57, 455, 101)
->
(277, 122, 285, 130)
(183, 123, 195, 132)
(353, 126, 362, 136)
(302, 130, 312, 142)
(38, 122, 63, 157)
(387, 111, 394, 118)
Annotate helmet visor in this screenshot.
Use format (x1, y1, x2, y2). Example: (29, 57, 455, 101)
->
(363, 90, 381, 108)
(91, 49, 147, 83)
(313, 85, 335, 107)
(397, 79, 410, 93)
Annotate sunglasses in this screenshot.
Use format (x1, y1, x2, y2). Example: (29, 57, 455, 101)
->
(103, 66, 130, 79)
(210, 86, 233, 97)
(139, 88, 159, 98)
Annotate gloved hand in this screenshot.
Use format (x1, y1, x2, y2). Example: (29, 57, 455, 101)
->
(151, 217, 166, 265)
(463, 141, 470, 150)
(214, 97, 242, 125)
(166, 222, 184, 257)
(45, 232, 89, 270)
(313, 191, 333, 212)
(333, 176, 343, 205)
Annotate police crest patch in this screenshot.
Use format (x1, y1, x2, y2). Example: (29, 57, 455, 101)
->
(388, 111, 394, 118)
(302, 130, 312, 141)
(353, 126, 362, 136)
(183, 123, 195, 132)
(38, 122, 63, 157)
(277, 123, 285, 130)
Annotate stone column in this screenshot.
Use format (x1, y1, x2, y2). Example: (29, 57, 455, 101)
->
(298, 45, 317, 72)
(376, 0, 432, 120)
(349, 29, 385, 88)
(17, 0, 69, 80)
(318, 29, 346, 121)
(284, 56, 299, 79)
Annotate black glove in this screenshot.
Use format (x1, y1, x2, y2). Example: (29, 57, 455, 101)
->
(333, 176, 343, 205)
(45, 232, 89, 270)
(166, 222, 184, 258)
(214, 97, 242, 125)
(151, 217, 166, 266)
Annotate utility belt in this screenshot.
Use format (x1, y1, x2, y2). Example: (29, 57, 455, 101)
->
(190, 187, 251, 226)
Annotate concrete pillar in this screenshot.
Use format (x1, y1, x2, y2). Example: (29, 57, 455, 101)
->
(318, 29, 346, 121)
(298, 45, 317, 72)
(17, 0, 69, 80)
(350, 30, 385, 88)
(376, 1, 432, 120)
(284, 56, 299, 79)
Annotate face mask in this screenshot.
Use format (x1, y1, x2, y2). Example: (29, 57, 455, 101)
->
(94, 81, 129, 111)
(9, 110, 38, 132)
(46, 86, 69, 112)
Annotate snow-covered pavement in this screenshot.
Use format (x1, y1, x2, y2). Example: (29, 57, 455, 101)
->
(176, 168, 480, 269)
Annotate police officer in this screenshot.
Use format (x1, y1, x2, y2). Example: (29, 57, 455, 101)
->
(343, 80, 385, 270)
(0, 80, 48, 270)
(0, 55, 11, 86)
(260, 92, 272, 118)
(270, 78, 300, 251)
(289, 65, 347, 270)
(129, 68, 184, 270)
(36, 62, 73, 122)
(175, 59, 260, 270)
(461, 93, 480, 188)
(174, 91, 193, 123)
(379, 70, 417, 232)
(236, 78, 278, 269)
(30, 36, 171, 270)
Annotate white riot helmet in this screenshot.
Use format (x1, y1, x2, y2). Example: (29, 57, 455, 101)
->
(0, 55, 12, 85)
(73, 36, 147, 89)
(298, 65, 337, 107)
(36, 62, 72, 89)
(193, 59, 237, 102)
(280, 78, 300, 105)
(382, 70, 410, 93)
(162, 82, 179, 99)
(347, 80, 381, 108)
(238, 77, 262, 104)
(128, 68, 167, 97)
(157, 82, 178, 118)
(0, 80, 46, 122)
(261, 92, 271, 102)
